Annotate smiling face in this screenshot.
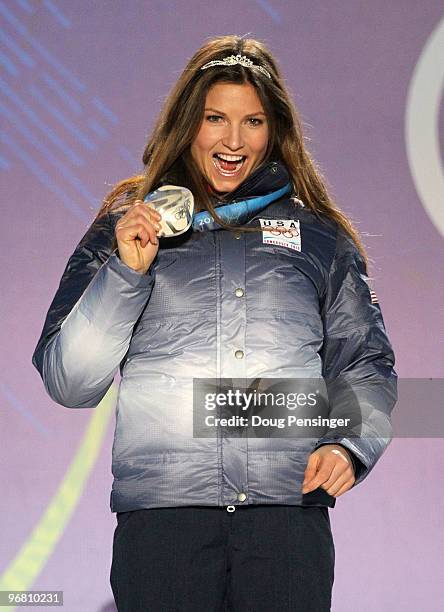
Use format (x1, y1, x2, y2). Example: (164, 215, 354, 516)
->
(190, 81, 269, 194)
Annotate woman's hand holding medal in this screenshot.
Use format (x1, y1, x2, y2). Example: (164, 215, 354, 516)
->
(115, 200, 162, 274)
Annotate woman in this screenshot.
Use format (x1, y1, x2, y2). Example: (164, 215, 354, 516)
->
(32, 36, 397, 611)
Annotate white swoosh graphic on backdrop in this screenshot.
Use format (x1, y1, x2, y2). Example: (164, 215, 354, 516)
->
(405, 16, 444, 239)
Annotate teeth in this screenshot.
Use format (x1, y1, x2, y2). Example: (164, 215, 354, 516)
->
(213, 156, 245, 176)
(215, 153, 245, 162)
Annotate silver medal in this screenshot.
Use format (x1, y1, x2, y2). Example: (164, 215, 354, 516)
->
(143, 185, 194, 238)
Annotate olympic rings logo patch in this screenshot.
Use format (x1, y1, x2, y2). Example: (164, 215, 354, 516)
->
(267, 226, 300, 238)
(259, 218, 302, 252)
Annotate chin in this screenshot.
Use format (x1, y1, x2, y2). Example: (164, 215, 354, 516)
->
(208, 171, 249, 194)
(211, 180, 241, 194)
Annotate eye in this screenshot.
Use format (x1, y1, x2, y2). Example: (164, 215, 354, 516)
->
(206, 114, 223, 122)
(247, 117, 264, 127)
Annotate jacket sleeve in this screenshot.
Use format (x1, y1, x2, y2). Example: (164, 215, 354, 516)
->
(32, 212, 156, 409)
(315, 229, 397, 485)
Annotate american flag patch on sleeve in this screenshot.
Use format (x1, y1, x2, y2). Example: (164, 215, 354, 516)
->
(360, 273, 379, 304)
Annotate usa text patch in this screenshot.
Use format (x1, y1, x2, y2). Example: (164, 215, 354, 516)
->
(259, 219, 301, 251)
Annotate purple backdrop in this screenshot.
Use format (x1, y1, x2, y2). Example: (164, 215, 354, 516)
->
(1, 1, 443, 610)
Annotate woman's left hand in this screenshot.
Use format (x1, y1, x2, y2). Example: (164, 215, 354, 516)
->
(302, 444, 356, 498)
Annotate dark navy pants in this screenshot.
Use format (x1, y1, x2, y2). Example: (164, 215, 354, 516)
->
(110, 505, 335, 611)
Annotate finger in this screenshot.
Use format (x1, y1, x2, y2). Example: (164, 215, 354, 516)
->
(119, 203, 162, 243)
(116, 209, 161, 237)
(133, 200, 162, 222)
(302, 454, 320, 488)
(117, 204, 159, 236)
(127, 207, 162, 233)
(322, 466, 353, 496)
(119, 222, 148, 244)
(137, 220, 158, 246)
(329, 477, 355, 498)
(117, 221, 158, 247)
(138, 227, 151, 249)
(146, 204, 162, 222)
(138, 212, 162, 238)
(303, 457, 337, 494)
(321, 462, 351, 491)
(146, 220, 159, 246)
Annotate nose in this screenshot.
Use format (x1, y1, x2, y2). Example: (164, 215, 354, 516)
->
(222, 122, 244, 151)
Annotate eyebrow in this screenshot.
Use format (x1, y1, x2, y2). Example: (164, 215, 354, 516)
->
(204, 107, 266, 118)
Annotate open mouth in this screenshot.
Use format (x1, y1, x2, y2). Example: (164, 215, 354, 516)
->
(212, 153, 247, 177)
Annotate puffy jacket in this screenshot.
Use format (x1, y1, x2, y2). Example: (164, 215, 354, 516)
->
(32, 161, 397, 512)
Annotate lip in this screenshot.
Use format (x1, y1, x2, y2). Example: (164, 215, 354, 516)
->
(211, 155, 246, 178)
(213, 153, 247, 160)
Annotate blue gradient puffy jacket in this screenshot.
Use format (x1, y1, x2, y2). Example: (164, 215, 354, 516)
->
(32, 161, 397, 512)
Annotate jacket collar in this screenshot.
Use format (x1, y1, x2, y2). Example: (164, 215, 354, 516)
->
(209, 160, 291, 205)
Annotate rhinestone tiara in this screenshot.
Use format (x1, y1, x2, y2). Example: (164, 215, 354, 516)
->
(200, 54, 272, 79)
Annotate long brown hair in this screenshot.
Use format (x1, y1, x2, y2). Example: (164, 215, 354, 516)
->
(96, 35, 368, 267)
